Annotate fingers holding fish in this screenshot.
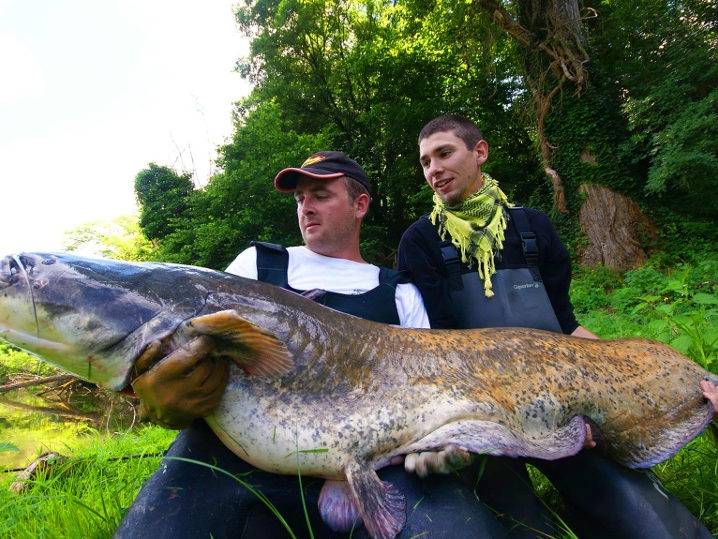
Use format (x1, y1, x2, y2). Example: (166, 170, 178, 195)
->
(584, 424, 596, 449)
(404, 445, 474, 478)
(133, 340, 162, 375)
(700, 379, 718, 413)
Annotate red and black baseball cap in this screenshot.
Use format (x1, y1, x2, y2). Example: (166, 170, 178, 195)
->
(274, 151, 371, 193)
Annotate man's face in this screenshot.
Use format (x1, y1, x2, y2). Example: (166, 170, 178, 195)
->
(294, 177, 365, 256)
(419, 130, 488, 205)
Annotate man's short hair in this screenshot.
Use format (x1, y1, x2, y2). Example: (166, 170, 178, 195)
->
(344, 176, 370, 202)
(418, 115, 483, 149)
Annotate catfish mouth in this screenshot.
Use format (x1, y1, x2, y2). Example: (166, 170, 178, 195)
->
(0, 253, 134, 390)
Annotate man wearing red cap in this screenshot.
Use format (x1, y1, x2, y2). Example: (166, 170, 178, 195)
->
(117, 152, 508, 538)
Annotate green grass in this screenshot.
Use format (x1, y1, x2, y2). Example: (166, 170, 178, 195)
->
(570, 253, 718, 372)
(0, 252, 717, 537)
(0, 426, 174, 538)
(0, 343, 56, 379)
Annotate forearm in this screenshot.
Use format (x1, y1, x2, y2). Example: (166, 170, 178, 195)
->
(571, 325, 598, 339)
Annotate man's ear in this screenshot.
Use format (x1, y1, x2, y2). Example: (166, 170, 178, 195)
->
(354, 192, 370, 219)
(474, 139, 489, 167)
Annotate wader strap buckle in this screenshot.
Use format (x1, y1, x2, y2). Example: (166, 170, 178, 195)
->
(508, 207, 542, 281)
(508, 207, 539, 268)
(520, 232, 539, 267)
(440, 244, 464, 291)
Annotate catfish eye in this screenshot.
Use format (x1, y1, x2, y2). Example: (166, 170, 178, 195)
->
(33, 278, 48, 290)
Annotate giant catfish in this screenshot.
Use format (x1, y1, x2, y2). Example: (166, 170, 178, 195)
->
(0, 252, 715, 539)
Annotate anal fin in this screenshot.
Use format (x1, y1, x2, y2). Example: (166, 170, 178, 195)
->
(186, 310, 293, 377)
(403, 416, 587, 461)
(344, 458, 405, 539)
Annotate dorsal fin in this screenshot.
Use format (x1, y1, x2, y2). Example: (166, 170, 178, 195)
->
(187, 310, 293, 377)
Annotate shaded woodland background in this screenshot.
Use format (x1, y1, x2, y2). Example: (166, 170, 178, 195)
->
(128, 0, 717, 271)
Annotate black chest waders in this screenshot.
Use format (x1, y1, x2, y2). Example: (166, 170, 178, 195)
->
(251, 241, 402, 324)
(440, 207, 562, 332)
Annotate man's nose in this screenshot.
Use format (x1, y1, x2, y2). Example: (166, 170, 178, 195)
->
(426, 159, 441, 179)
(300, 199, 315, 215)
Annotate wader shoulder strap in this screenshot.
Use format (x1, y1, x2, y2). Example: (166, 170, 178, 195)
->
(250, 241, 289, 288)
(440, 244, 464, 291)
(378, 266, 410, 287)
(508, 207, 539, 267)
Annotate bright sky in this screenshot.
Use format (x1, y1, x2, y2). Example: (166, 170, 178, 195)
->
(0, 0, 251, 254)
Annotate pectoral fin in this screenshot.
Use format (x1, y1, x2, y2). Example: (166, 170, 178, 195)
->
(344, 458, 405, 539)
(186, 310, 293, 376)
(318, 479, 361, 533)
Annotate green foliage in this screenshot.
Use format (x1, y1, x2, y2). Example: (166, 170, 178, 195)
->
(138, 0, 546, 264)
(599, 0, 718, 216)
(134, 164, 194, 242)
(0, 343, 56, 380)
(150, 99, 332, 268)
(571, 253, 718, 373)
(0, 426, 174, 538)
(645, 91, 718, 209)
(128, 0, 717, 263)
(63, 215, 157, 261)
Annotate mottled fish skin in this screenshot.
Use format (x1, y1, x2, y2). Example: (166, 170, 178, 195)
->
(205, 312, 714, 475)
(1, 253, 716, 538)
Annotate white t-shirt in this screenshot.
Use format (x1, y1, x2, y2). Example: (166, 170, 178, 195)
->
(225, 246, 430, 329)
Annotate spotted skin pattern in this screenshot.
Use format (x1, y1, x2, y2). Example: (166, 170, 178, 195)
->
(1, 253, 715, 539)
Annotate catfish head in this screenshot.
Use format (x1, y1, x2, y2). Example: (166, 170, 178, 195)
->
(0, 252, 210, 389)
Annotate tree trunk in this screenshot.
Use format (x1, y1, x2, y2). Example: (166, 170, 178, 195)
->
(577, 184, 657, 269)
(476, 0, 589, 213)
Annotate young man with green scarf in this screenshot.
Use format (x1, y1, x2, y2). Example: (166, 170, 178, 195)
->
(397, 114, 713, 538)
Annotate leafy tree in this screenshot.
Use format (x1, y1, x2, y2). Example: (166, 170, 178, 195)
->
(235, 0, 545, 262)
(134, 164, 194, 242)
(63, 215, 157, 261)
(603, 0, 718, 214)
(137, 0, 718, 266)
(150, 99, 332, 269)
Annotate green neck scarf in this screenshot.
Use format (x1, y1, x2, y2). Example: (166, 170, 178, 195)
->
(430, 173, 513, 297)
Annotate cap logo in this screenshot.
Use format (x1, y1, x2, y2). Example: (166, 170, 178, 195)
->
(301, 155, 325, 167)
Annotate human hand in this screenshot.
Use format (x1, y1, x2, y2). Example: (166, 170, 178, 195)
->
(700, 380, 718, 414)
(131, 337, 230, 429)
(584, 423, 596, 449)
(404, 445, 475, 478)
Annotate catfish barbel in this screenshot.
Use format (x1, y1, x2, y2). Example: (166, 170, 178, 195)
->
(0, 252, 715, 539)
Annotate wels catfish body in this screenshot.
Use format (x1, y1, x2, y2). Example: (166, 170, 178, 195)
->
(0, 252, 715, 539)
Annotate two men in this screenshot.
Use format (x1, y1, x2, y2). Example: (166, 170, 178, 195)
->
(120, 117, 718, 538)
(118, 151, 508, 538)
